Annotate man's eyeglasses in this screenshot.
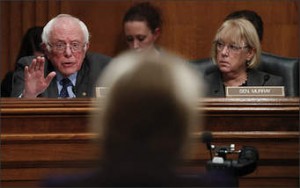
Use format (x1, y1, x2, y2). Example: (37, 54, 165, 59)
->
(48, 42, 86, 53)
(215, 41, 249, 54)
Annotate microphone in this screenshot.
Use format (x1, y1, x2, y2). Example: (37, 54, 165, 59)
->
(262, 75, 270, 86)
(201, 131, 213, 160)
(202, 132, 259, 176)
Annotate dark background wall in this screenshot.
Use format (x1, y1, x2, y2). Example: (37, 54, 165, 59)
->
(1, 0, 299, 80)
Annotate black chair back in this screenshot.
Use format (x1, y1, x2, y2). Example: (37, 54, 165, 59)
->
(258, 52, 299, 96)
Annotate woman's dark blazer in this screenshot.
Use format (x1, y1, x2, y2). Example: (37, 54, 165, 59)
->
(204, 68, 284, 97)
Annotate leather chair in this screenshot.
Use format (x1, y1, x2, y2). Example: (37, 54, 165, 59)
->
(258, 52, 299, 96)
(189, 52, 299, 97)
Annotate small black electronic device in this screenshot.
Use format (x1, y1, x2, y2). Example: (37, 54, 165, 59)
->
(202, 131, 259, 176)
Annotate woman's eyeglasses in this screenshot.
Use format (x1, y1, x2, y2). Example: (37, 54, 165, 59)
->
(215, 41, 249, 54)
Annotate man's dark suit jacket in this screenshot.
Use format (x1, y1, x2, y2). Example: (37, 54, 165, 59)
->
(204, 68, 284, 97)
(11, 52, 111, 98)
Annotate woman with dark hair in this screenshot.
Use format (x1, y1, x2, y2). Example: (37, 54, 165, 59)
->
(123, 2, 162, 53)
(1, 26, 44, 97)
(16, 26, 44, 59)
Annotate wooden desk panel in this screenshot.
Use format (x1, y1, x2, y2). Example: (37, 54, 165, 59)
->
(1, 98, 299, 187)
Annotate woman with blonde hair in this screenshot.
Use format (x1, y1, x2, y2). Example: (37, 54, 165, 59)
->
(205, 18, 283, 96)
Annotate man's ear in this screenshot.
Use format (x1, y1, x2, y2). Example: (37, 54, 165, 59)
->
(41, 43, 47, 51)
(40, 43, 50, 58)
(85, 42, 90, 51)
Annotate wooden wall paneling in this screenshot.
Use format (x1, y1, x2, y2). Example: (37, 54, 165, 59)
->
(34, 1, 52, 26)
(264, 24, 299, 57)
(0, 98, 299, 187)
(0, 2, 10, 75)
(148, 0, 299, 60)
(21, 1, 35, 30)
(1, 133, 99, 162)
(46, 0, 61, 19)
(252, 0, 299, 56)
(1, 132, 299, 187)
(0, 98, 92, 134)
(8, 2, 23, 72)
(58, 1, 133, 57)
(159, 1, 226, 59)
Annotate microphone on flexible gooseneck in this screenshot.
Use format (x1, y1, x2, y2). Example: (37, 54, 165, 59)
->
(201, 132, 259, 177)
(262, 75, 270, 86)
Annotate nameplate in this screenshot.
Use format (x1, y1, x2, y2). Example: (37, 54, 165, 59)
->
(95, 87, 109, 97)
(226, 86, 285, 97)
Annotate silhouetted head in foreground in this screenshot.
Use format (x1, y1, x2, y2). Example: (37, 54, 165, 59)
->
(92, 50, 204, 185)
